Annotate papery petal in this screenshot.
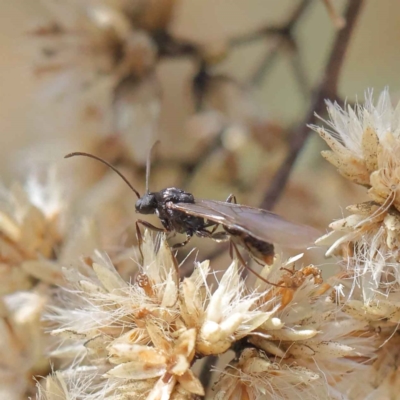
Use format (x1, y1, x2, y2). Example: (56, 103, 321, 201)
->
(107, 361, 165, 380)
(93, 261, 127, 291)
(177, 369, 204, 396)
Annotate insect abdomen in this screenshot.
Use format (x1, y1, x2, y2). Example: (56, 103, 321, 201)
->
(227, 227, 275, 265)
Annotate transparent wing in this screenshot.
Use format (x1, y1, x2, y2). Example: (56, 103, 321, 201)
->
(169, 199, 320, 249)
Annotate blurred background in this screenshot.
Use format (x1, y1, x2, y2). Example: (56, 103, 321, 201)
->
(0, 0, 398, 268)
(2, 2, 400, 398)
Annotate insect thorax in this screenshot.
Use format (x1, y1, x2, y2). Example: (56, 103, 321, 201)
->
(156, 188, 205, 234)
(157, 188, 195, 204)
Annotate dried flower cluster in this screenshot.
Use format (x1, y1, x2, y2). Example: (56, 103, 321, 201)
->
(33, 233, 374, 400)
(311, 88, 400, 397)
(30, 0, 284, 166)
(0, 162, 141, 399)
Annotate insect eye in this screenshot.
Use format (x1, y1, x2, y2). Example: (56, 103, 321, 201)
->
(135, 195, 156, 214)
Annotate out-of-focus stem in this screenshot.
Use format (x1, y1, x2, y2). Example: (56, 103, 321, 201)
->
(260, 0, 364, 211)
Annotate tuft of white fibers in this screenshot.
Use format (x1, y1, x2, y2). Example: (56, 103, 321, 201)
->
(311, 88, 400, 159)
(310, 88, 400, 199)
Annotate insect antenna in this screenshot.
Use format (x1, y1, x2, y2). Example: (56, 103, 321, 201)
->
(64, 152, 141, 199)
(145, 140, 160, 194)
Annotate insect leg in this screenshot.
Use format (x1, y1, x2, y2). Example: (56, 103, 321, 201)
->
(172, 233, 193, 249)
(199, 221, 219, 233)
(135, 221, 145, 261)
(136, 220, 167, 260)
(280, 267, 296, 275)
(210, 231, 230, 242)
(230, 241, 286, 287)
(230, 241, 267, 283)
(192, 221, 219, 237)
(225, 194, 237, 204)
(196, 229, 230, 242)
(137, 220, 166, 233)
(197, 221, 220, 237)
(251, 256, 268, 267)
(209, 222, 220, 235)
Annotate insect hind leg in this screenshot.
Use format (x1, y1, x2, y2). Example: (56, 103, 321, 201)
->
(229, 241, 286, 287)
(230, 241, 266, 282)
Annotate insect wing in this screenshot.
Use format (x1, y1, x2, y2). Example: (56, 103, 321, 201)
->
(169, 199, 320, 249)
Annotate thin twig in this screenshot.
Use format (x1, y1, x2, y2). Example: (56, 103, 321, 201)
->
(150, 1, 313, 199)
(230, 0, 312, 47)
(260, 0, 364, 210)
(322, 0, 346, 29)
(248, 0, 312, 86)
(250, 37, 283, 87)
(289, 47, 311, 99)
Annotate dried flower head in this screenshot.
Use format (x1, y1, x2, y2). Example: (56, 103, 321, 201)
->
(345, 333, 400, 399)
(1, 291, 49, 400)
(30, 1, 162, 144)
(312, 88, 400, 398)
(0, 171, 65, 293)
(32, 1, 157, 84)
(180, 258, 277, 356)
(213, 348, 324, 400)
(0, 162, 141, 398)
(311, 89, 400, 261)
(40, 232, 376, 400)
(38, 232, 282, 399)
(227, 255, 375, 399)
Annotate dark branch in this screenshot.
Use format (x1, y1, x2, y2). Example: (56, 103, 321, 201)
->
(260, 0, 364, 210)
(230, 0, 312, 47)
(149, 1, 314, 197)
(199, 356, 217, 397)
(245, 0, 312, 86)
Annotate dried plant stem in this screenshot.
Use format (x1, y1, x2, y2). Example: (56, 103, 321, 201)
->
(260, 0, 364, 210)
(199, 355, 217, 397)
(322, 0, 346, 29)
(181, 0, 315, 288)
(244, 0, 312, 87)
(231, 0, 311, 47)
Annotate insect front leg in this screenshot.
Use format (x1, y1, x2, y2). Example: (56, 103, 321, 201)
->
(136, 220, 167, 260)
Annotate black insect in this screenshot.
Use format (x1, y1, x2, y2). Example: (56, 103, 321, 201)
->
(65, 151, 319, 271)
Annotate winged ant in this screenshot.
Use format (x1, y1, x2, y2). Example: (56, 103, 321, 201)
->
(65, 145, 319, 283)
